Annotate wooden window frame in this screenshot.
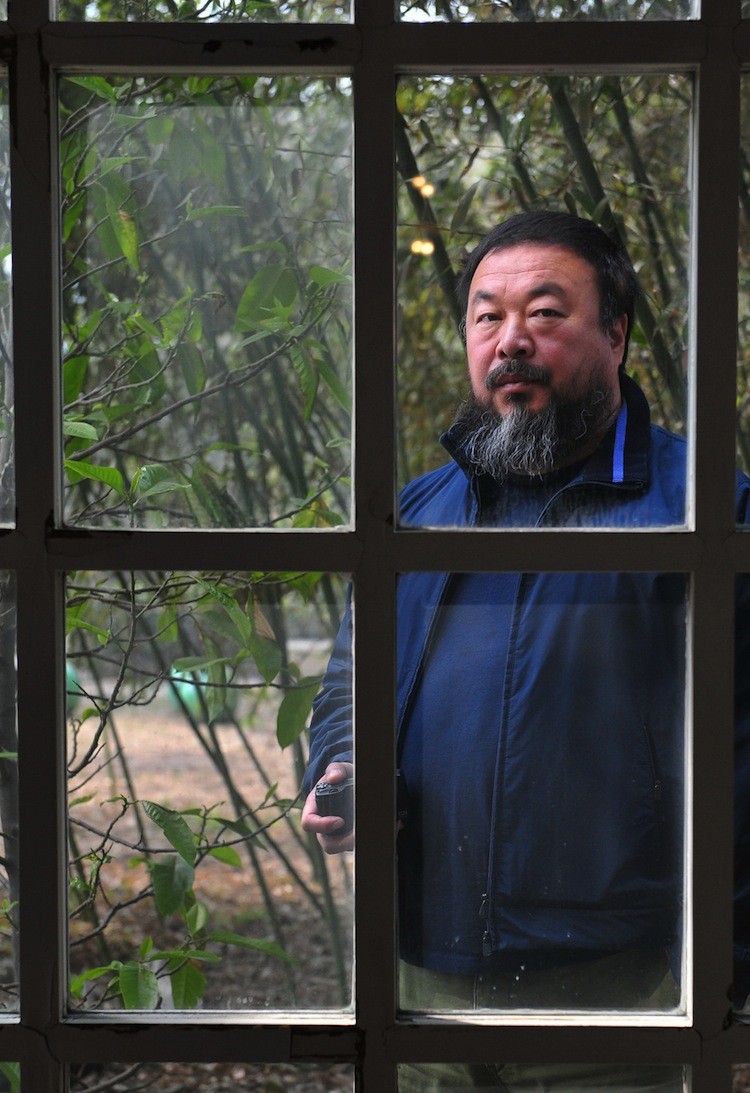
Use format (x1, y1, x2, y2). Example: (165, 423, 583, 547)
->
(1, 0, 748, 1087)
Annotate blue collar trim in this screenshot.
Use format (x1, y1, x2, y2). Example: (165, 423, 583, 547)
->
(613, 401, 628, 484)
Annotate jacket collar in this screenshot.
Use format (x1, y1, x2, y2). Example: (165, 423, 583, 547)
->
(440, 370, 651, 492)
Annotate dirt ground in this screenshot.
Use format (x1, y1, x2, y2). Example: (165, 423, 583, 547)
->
(66, 676, 354, 1091)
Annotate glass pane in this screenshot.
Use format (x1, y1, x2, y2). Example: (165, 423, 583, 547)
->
(398, 1063, 688, 1089)
(396, 571, 687, 1014)
(400, 0, 692, 23)
(397, 74, 690, 528)
(0, 573, 17, 1013)
(0, 77, 11, 528)
(0, 1064, 18, 1092)
(66, 571, 352, 1013)
(56, 0, 349, 22)
(70, 1062, 352, 1090)
(59, 76, 352, 529)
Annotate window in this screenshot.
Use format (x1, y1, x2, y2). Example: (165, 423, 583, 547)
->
(2, 0, 748, 1089)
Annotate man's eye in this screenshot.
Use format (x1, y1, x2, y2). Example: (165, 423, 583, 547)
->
(477, 313, 499, 323)
(534, 308, 561, 318)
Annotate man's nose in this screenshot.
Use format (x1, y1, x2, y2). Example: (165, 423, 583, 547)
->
(497, 318, 532, 359)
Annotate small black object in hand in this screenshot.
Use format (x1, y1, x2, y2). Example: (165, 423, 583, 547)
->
(315, 777, 354, 833)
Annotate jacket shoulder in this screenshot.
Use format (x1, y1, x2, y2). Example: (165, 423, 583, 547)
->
(399, 461, 472, 528)
(650, 424, 750, 522)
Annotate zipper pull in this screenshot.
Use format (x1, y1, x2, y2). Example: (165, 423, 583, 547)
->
(479, 893, 488, 919)
(482, 930, 492, 956)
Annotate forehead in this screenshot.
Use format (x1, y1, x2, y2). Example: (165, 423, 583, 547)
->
(468, 243, 599, 303)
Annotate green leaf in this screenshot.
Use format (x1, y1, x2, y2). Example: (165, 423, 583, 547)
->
(69, 961, 121, 999)
(169, 959, 207, 1008)
(118, 961, 159, 1010)
(308, 265, 351, 288)
(317, 359, 350, 416)
(234, 264, 298, 331)
(276, 680, 319, 748)
(186, 205, 248, 221)
(210, 929, 298, 964)
(65, 76, 118, 102)
(143, 801, 197, 866)
(105, 191, 140, 272)
(249, 631, 282, 685)
(209, 845, 242, 868)
(65, 606, 111, 644)
(185, 896, 209, 936)
(205, 659, 230, 724)
(63, 356, 89, 404)
(149, 854, 195, 917)
(178, 342, 206, 397)
(290, 345, 318, 420)
(563, 190, 579, 216)
(64, 459, 125, 496)
(171, 655, 230, 674)
(450, 180, 481, 236)
(62, 419, 99, 440)
(132, 463, 189, 501)
(151, 948, 219, 963)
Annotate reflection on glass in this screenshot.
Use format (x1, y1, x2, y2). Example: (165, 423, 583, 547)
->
(70, 1062, 352, 1090)
(397, 74, 690, 527)
(0, 78, 11, 528)
(400, 0, 691, 21)
(398, 1063, 688, 1090)
(0, 1063, 18, 1092)
(66, 571, 352, 1012)
(396, 572, 687, 1014)
(59, 76, 352, 529)
(56, 0, 349, 22)
(0, 574, 17, 1013)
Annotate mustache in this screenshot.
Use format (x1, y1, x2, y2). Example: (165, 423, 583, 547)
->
(485, 360, 552, 391)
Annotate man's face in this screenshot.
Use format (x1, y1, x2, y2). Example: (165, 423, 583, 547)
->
(464, 243, 627, 418)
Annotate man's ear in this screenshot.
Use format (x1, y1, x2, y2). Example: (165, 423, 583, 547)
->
(610, 314, 628, 362)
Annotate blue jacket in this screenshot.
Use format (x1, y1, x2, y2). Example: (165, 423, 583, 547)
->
(306, 374, 750, 987)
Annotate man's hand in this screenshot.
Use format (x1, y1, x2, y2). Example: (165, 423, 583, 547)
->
(301, 761, 354, 854)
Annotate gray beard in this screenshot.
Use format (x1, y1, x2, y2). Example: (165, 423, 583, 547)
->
(452, 373, 616, 480)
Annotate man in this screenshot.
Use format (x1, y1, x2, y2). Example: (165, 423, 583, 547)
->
(302, 212, 750, 1091)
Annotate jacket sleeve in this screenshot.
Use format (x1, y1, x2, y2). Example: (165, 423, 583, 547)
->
(303, 586, 354, 794)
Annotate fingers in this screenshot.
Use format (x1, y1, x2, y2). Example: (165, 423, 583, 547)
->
(320, 761, 353, 784)
(301, 762, 354, 854)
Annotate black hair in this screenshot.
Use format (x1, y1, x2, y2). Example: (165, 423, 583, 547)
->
(456, 210, 641, 365)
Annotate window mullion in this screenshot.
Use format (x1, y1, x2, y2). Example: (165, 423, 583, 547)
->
(352, 10, 399, 1087)
(690, 32, 742, 1086)
(10, 27, 67, 1078)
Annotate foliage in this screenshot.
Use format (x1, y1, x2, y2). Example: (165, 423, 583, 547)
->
(56, 0, 687, 21)
(57, 0, 348, 21)
(55, 72, 354, 1013)
(66, 570, 349, 1010)
(59, 74, 352, 529)
(402, 0, 691, 20)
